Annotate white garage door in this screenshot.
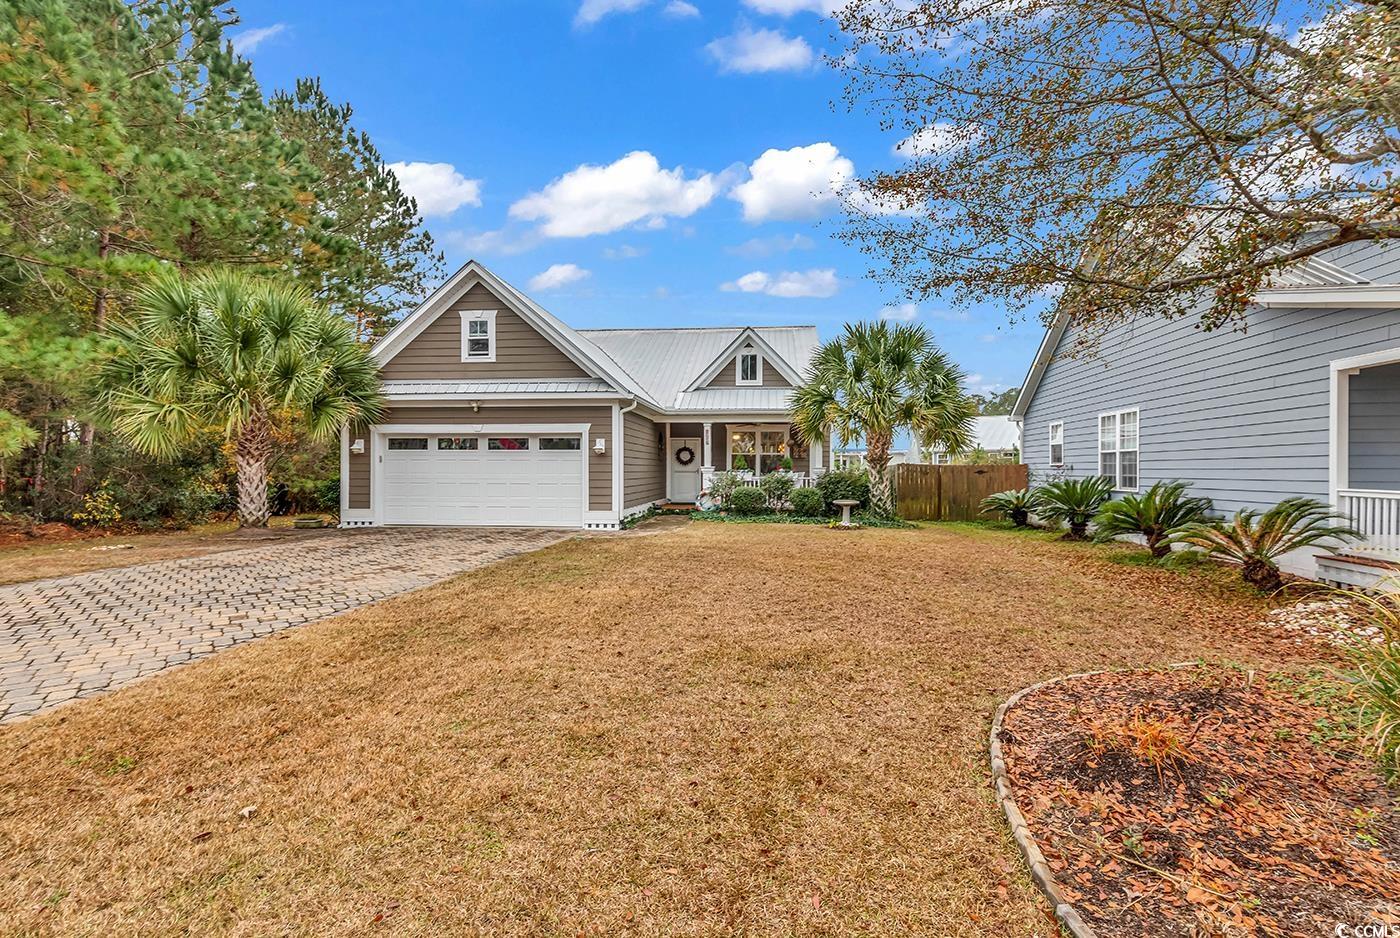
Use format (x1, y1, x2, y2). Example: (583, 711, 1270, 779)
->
(380, 433, 584, 527)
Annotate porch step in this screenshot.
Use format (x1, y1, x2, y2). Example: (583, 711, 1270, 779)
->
(1315, 551, 1400, 590)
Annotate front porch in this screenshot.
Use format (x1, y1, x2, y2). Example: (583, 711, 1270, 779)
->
(1324, 349, 1400, 584)
(660, 419, 826, 506)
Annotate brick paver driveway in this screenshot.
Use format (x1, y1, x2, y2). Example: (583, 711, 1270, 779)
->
(0, 527, 571, 725)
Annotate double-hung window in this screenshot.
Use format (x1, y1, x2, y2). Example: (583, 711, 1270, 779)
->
(736, 346, 762, 386)
(1098, 409, 1139, 490)
(460, 309, 497, 362)
(1048, 421, 1064, 466)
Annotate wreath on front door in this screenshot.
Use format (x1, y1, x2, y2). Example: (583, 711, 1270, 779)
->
(675, 445, 696, 466)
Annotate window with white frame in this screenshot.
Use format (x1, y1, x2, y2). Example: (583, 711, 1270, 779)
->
(736, 346, 761, 386)
(459, 309, 497, 362)
(1098, 409, 1139, 489)
(728, 426, 788, 474)
(1048, 421, 1064, 466)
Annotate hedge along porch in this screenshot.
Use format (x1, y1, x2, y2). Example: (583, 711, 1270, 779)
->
(664, 421, 822, 504)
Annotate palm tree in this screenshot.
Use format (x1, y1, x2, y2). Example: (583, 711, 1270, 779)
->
(1173, 497, 1361, 593)
(95, 269, 384, 527)
(791, 321, 975, 516)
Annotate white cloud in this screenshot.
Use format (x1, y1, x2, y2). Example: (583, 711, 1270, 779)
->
(604, 244, 647, 259)
(664, 0, 701, 16)
(529, 263, 592, 291)
(880, 303, 919, 322)
(387, 162, 483, 218)
(509, 151, 720, 238)
(878, 302, 969, 322)
(440, 228, 540, 258)
(231, 23, 286, 55)
(741, 0, 841, 14)
(705, 27, 814, 73)
(730, 142, 852, 222)
(893, 121, 983, 159)
(728, 233, 815, 257)
(722, 268, 839, 298)
(575, 0, 649, 27)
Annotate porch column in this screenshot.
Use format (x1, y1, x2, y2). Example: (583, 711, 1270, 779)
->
(810, 437, 823, 474)
(702, 422, 713, 470)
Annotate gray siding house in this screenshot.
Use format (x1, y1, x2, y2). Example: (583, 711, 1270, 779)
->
(1012, 239, 1400, 583)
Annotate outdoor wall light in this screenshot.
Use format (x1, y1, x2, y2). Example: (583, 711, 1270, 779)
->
(593, 438, 607, 455)
(350, 438, 365, 454)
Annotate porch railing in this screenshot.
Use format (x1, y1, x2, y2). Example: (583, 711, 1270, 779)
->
(1337, 488, 1400, 556)
(699, 468, 824, 494)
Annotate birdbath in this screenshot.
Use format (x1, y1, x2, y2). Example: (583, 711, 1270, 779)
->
(832, 499, 860, 528)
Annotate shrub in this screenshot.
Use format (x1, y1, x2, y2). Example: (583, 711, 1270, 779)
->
(726, 485, 766, 516)
(1340, 592, 1400, 777)
(1093, 480, 1212, 558)
(816, 468, 870, 513)
(316, 477, 340, 512)
(71, 482, 122, 529)
(707, 470, 741, 508)
(759, 472, 796, 510)
(789, 487, 825, 517)
(1036, 476, 1114, 539)
(1173, 497, 1361, 593)
(979, 488, 1040, 527)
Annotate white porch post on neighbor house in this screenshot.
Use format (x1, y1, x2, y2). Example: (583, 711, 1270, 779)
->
(702, 422, 713, 469)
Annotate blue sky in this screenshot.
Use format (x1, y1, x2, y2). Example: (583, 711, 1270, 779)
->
(229, 0, 1041, 397)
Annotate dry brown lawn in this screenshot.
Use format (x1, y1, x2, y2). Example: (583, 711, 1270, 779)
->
(0, 522, 1304, 936)
(0, 521, 329, 587)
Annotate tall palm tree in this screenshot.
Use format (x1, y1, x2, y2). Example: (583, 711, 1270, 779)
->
(791, 321, 975, 516)
(95, 269, 384, 527)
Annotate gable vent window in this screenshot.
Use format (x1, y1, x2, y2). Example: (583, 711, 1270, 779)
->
(736, 346, 762, 386)
(1098, 409, 1139, 490)
(459, 309, 497, 363)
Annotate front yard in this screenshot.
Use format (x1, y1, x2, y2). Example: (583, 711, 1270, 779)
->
(0, 523, 1319, 933)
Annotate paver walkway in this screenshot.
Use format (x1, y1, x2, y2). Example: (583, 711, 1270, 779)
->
(0, 527, 570, 724)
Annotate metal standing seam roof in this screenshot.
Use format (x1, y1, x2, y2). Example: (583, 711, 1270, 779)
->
(577, 326, 820, 409)
(380, 379, 615, 396)
(1264, 254, 1372, 288)
(671, 387, 798, 412)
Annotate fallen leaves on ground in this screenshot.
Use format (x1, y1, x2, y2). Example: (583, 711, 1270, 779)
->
(1002, 666, 1400, 936)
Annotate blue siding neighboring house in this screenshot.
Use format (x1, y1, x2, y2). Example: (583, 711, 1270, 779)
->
(1012, 240, 1400, 583)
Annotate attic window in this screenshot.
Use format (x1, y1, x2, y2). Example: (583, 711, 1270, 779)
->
(460, 309, 497, 363)
(736, 346, 762, 386)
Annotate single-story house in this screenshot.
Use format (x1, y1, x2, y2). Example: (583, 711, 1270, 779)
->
(1011, 238, 1400, 585)
(928, 415, 1021, 464)
(340, 260, 821, 530)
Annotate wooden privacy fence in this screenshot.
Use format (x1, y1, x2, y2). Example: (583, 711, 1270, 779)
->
(893, 463, 1029, 521)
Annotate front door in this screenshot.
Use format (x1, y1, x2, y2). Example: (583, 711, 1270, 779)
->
(670, 437, 701, 502)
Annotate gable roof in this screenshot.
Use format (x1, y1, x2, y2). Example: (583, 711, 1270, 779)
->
(371, 259, 656, 406)
(683, 327, 806, 390)
(578, 325, 819, 410)
(1010, 241, 1400, 420)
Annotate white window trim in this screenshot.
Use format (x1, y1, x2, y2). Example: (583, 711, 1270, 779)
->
(725, 423, 789, 475)
(1048, 421, 1064, 467)
(735, 348, 762, 386)
(1096, 408, 1139, 491)
(459, 309, 498, 363)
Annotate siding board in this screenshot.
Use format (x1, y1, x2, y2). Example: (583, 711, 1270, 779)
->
(380, 283, 591, 381)
(623, 412, 666, 508)
(1022, 301, 1400, 516)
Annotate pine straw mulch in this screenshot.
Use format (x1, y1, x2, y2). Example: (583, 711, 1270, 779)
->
(999, 665, 1400, 936)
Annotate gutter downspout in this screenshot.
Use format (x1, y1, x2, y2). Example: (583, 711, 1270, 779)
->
(613, 398, 638, 526)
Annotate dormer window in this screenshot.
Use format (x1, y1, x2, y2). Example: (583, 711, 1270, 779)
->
(736, 346, 762, 386)
(460, 309, 497, 363)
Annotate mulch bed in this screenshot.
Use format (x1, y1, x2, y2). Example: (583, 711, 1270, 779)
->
(999, 666, 1400, 935)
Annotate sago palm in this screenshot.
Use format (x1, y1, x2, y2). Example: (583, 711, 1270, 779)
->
(1172, 497, 1361, 593)
(1093, 480, 1213, 558)
(95, 269, 384, 527)
(791, 321, 975, 517)
(980, 488, 1040, 527)
(1036, 476, 1114, 539)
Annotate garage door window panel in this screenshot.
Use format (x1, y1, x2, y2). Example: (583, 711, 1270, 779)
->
(437, 437, 478, 450)
(388, 438, 428, 451)
(540, 437, 581, 450)
(488, 437, 530, 451)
